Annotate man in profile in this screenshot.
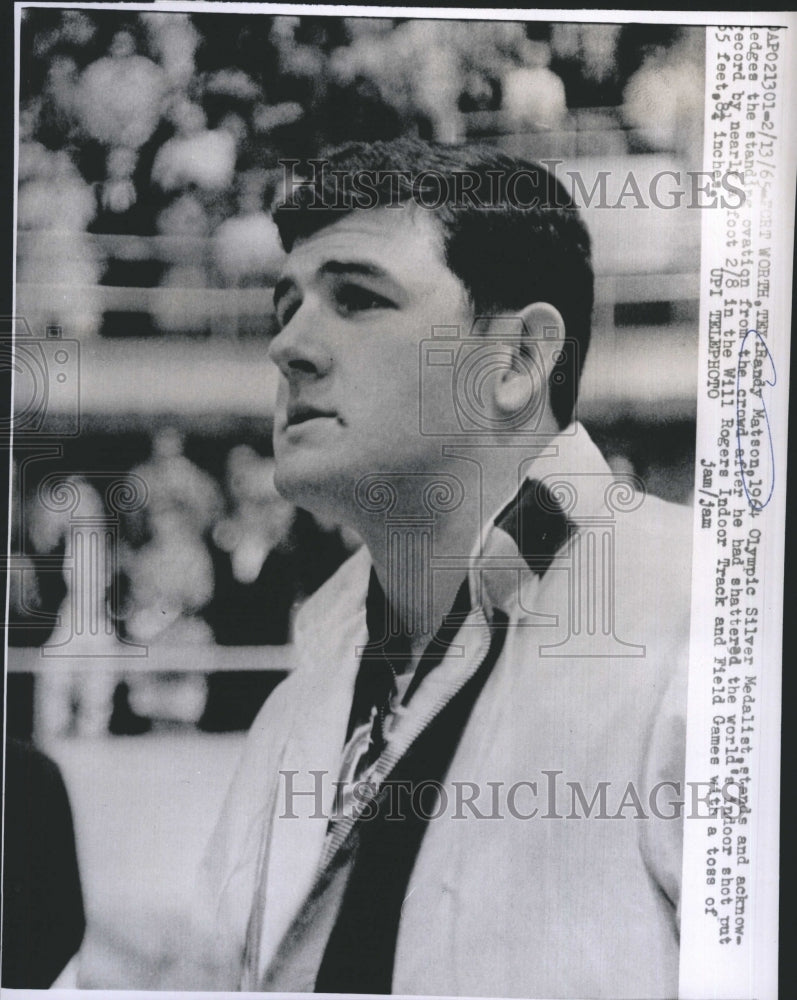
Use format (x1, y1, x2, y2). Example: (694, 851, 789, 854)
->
(198, 138, 691, 998)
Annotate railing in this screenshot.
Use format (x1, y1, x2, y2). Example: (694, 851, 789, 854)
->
(7, 643, 295, 673)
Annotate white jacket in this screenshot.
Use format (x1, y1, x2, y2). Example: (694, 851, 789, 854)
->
(196, 424, 692, 998)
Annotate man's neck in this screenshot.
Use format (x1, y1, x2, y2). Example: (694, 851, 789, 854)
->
(356, 434, 560, 662)
(369, 524, 474, 666)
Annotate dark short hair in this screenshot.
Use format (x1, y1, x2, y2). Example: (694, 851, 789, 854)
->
(272, 138, 594, 428)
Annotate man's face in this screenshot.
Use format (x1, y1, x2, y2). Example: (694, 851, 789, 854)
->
(269, 207, 473, 518)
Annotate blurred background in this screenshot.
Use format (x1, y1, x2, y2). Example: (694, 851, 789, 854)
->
(7, 9, 704, 988)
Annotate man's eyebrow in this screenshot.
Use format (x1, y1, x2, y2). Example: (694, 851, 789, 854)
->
(321, 260, 408, 302)
(273, 259, 406, 309)
(319, 260, 390, 280)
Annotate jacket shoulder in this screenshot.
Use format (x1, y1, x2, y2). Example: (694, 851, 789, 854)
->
(612, 492, 694, 640)
(292, 543, 371, 647)
(620, 492, 693, 576)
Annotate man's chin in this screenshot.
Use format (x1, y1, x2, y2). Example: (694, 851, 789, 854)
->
(273, 457, 352, 519)
(272, 461, 309, 503)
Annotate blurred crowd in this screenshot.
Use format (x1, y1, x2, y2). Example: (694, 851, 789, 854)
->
(10, 428, 361, 636)
(11, 12, 704, 735)
(17, 10, 704, 340)
(9, 428, 360, 735)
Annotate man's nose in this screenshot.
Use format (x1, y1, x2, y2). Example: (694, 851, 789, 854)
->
(268, 304, 332, 380)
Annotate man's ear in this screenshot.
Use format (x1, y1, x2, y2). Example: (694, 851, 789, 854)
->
(492, 301, 565, 420)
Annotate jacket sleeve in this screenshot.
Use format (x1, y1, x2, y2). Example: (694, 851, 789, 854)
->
(188, 672, 299, 988)
(638, 639, 689, 925)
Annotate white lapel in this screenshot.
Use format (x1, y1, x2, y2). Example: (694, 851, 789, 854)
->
(256, 557, 369, 978)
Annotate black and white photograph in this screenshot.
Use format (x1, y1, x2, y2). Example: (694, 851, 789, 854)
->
(3, 5, 794, 998)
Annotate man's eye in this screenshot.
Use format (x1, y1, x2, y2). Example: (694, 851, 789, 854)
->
(335, 285, 392, 315)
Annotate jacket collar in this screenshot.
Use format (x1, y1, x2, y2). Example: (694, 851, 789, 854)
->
(469, 421, 614, 619)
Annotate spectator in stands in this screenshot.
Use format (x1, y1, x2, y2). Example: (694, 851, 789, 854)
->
(201, 451, 357, 733)
(205, 447, 359, 648)
(212, 169, 285, 291)
(73, 28, 167, 213)
(150, 193, 212, 335)
(151, 98, 238, 194)
(140, 10, 200, 90)
(500, 38, 567, 131)
(17, 147, 102, 339)
(118, 426, 221, 644)
(622, 27, 704, 163)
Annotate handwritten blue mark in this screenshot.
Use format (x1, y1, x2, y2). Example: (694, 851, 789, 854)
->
(735, 329, 776, 511)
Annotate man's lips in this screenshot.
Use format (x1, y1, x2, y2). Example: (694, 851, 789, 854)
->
(282, 403, 341, 429)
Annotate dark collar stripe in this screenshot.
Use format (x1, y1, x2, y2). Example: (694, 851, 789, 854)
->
(492, 477, 574, 580)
